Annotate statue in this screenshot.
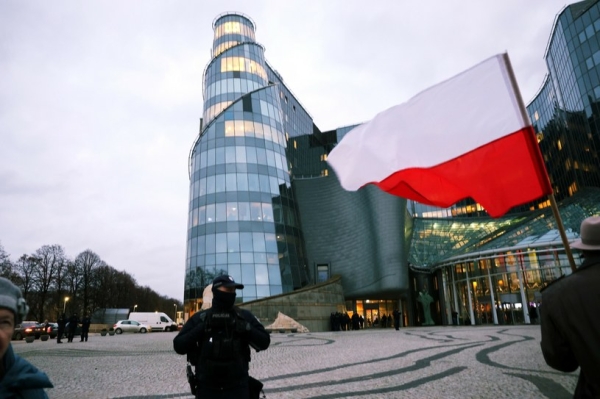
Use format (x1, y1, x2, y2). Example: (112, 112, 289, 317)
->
(417, 287, 435, 326)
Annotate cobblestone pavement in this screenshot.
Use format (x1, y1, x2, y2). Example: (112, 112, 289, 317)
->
(12, 325, 577, 399)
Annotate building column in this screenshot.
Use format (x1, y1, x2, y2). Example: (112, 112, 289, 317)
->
(486, 262, 499, 325)
(442, 268, 452, 325)
(451, 266, 460, 320)
(465, 266, 475, 325)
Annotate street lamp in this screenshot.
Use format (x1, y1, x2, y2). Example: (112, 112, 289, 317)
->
(133, 304, 138, 312)
(173, 304, 177, 322)
(63, 297, 69, 313)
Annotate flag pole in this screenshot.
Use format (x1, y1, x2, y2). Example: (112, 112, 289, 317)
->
(502, 53, 577, 272)
(548, 193, 577, 272)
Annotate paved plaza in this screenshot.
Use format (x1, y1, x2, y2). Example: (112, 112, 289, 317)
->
(12, 325, 577, 399)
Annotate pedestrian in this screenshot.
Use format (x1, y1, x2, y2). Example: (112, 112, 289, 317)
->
(451, 309, 459, 326)
(540, 216, 600, 397)
(528, 304, 538, 325)
(343, 312, 351, 331)
(351, 312, 360, 330)
(67, 313, 78, 343)
(56, 313, 66, 344)
(173, 275, 270, 399)
(393, 309, 401, 330)
(80, 315, 91, 342)
(0, 277, 53, 398)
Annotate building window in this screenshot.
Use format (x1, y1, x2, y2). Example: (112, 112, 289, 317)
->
(317, 264, 329, 282)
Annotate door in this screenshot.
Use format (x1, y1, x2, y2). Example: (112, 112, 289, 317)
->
(365, 309, 379, 327)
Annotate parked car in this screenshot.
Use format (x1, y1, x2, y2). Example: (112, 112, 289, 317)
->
(128, 312, 177, 331)
(44, 322, 59, 339)
(12, 321, 45, 340)
(113, 320, 149, 334)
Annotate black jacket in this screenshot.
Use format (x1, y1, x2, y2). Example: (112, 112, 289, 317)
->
(173, 307, 270, 382)
(540, 255, 600, 398)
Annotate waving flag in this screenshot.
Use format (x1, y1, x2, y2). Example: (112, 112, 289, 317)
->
(327, 53, 552, 218)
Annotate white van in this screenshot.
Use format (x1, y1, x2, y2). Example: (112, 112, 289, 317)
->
(128, 312, 177, 332)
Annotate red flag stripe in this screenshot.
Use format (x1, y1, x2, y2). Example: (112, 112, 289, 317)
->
(371, 126, 552, 217)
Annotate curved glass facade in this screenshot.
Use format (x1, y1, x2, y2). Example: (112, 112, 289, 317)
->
(414, 1, 600, 327)
(183, 4, 600, 327)
(185, 13, 308, 310)
(527, 1, 600, 202)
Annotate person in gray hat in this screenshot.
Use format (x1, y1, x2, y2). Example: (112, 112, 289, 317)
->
(540, 216, 600, 398)
(0, 277, 53, 398)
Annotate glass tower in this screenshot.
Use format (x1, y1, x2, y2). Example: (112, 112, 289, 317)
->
(185, 13, 308, 309)
(527, 0, 600, 201)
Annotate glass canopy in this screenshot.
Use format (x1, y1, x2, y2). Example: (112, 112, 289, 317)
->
(409, 187, 600, 270)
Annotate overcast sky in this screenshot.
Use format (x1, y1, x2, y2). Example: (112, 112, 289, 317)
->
(0, 0, 570, 300)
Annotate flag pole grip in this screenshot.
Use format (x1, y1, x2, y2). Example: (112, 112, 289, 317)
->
(548, 193, 577, 272)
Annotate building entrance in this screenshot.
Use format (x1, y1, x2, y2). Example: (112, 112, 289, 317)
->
(365, 308, 379, 327)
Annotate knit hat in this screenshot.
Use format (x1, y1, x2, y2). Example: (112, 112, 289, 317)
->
(0, 277, 29, 323)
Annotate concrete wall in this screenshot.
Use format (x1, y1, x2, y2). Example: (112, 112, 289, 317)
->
(239, 275, 346, 332)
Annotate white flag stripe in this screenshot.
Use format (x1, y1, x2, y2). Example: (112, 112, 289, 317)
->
(329, 54, 524, 191)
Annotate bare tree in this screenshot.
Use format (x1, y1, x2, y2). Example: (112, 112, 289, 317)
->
(90, 264, 115, 309)
(13, 254, 38, 318)
(74, 250, 103, 316)
(63, 259, 83, 315)
(112, 270, 137, 309)
(32, 245, 66, 321)
(0, 242, 15, 279)
(5, 243, 183, 320)
(50, 256, 68, 321)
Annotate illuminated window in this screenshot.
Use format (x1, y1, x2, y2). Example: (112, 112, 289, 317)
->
(213, 41, 239, 57)
(225, 121, 235, 137)
(568, 182, 578, 196)
(216, 21, 242, 39)
(536, 132, 544, 143)
(317, 264, 329, 282)
(220, 56, 267, 80)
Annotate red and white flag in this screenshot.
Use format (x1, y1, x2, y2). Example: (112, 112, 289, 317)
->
(327, 53, 552, 218)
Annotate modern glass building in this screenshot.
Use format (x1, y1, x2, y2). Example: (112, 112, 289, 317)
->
(408, 0, 600, 327)
(185, 2, 600, 327)
(185, 13, 311, 311)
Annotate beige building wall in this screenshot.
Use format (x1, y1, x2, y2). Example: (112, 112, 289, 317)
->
(239, 275, 346, 332)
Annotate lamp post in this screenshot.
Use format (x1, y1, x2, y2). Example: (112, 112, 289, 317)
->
(63, 297, 70, 313)
(133, 304, 138, 312)
(173, 304, 177, 323)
